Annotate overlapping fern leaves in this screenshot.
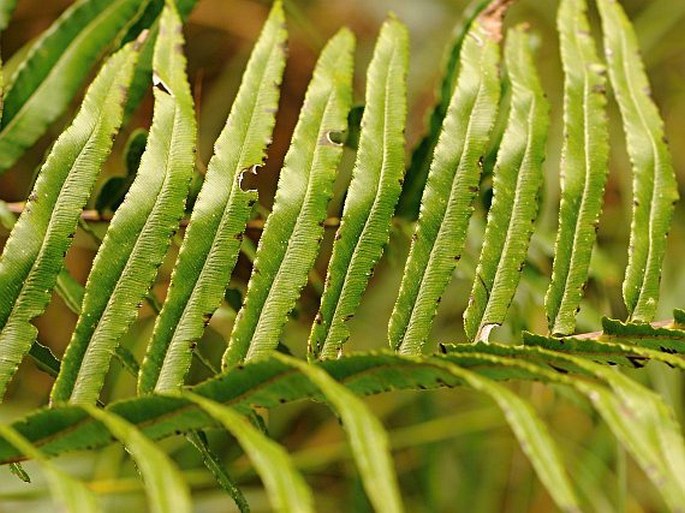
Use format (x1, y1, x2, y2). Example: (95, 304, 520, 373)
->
(0, 0, 683, 512)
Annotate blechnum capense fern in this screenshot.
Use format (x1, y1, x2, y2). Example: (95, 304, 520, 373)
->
(0, 0, 683, 511)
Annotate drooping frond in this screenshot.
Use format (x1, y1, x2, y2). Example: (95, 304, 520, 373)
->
(544, 0, 610, 336)
(388, 0, 507, 355)
(51, 4, 196, 405)
(596, 0, 679, 323)
(223, 29, 355, 367)
(8, 346, 684, 510)
(0, 40, 141, 399)
(463, 25, 549, 342)
(309, 16, 409, 360)
(0, 0, 147, 172)
(138, 0, 287, 394)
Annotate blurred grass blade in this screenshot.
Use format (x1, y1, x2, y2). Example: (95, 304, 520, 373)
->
(427, 357, 581, 513)
(596, 0, 679, 323)
(463, 25, 549, 342)
(139, 1, 288, 394)
(275, 354, 404, 513)
(310, 17, 409, 360)
(0, 424, 101, 512)
(0, 41, 141, 400)
(223, 29, 355, 367)
(52, 4, 196, 405)
(544, 0, 609, 336)
(396, 0, 491, 220)
(388, 1, 507, 355)
(0, 0, 148, 172)
(82, 404, 191, 513)
(183, 392, 314, 513)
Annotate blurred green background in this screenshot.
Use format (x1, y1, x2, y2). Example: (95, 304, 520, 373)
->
(1, 0, 684, 511)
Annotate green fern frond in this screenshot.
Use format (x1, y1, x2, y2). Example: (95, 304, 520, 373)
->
(223, 28, 355, 367)
(0, 0, 148, 172)
(463, 25, 549, 342)
(309, 16, 409, 360)
(139, 0, 287, 394)
(0, 39, 141, 399)
(397, 0, 491, 220)
(388, 1, 507, 354)
(544, 0, 610, 336)
(51, 4, 196, 404)
(597, 0, 679, 323)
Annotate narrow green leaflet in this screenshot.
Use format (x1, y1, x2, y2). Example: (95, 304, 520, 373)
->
(183, 392, 314, 513)
(597, 0, 679, 322)
(310, 18, 409, 360)
(544, 0, 609, 336)
(396, 0, 490, 220)
(427, 357, 581, 513)
(139, 1, 288, 394)
(0, 42, 141, 400)
(223, 29, 354, 367)
(600, 316, 685, 354)
(51, 4, 196, 405)
(82, 405, 191, 513)
(523, 331, 685, 371)
(276, 354, 404, 513)
(0, 424, 100, 512)
(0, 0, 147, 172)
(388, 4, 505, 355)
(463, 26, 549, 342)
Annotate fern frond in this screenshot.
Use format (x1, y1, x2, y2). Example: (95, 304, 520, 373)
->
(396, 0, 491, 220)
(309, 17, 409, 360)
(139, 0, 287, 394)
(182, 392, 315, 513)
(388, 1, 507, 355)
(0, 40, 141, 399)
(223, 29, 355, 366)
(51, 4, 197, 405)
(544, 0, 609, 336)
(82, 404, 192, 513)
(597, 0, 679, 323)
(0, 0, 148, 172)
(463, 25, 549, 342)
(523, 329, 685, 370)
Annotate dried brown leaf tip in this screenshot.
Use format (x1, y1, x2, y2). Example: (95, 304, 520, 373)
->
(479, 0, 515, 42)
